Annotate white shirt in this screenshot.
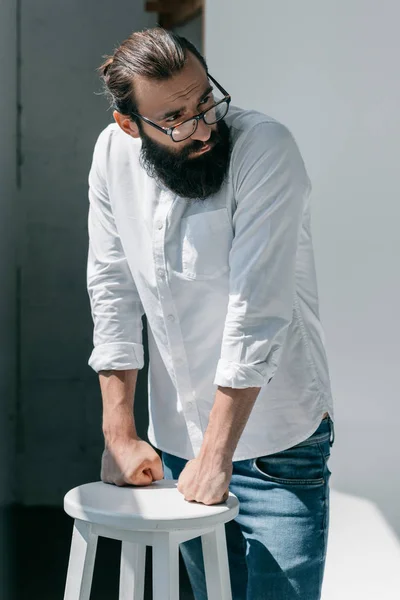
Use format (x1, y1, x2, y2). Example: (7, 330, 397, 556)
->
(86, 104, 335, 462)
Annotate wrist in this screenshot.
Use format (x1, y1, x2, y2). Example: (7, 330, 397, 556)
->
(103, 431, 140, 449)
(198, 435, 234, 464)
(102, 416, 138, 446)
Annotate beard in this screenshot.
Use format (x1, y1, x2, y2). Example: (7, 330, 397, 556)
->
(138, 118, 232, 201)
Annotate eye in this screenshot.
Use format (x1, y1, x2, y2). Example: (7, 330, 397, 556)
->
(200, 95, 211, 105)
(165, 114, 180, 124)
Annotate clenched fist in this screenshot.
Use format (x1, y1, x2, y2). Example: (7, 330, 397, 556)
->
(101, 437, 164, 487)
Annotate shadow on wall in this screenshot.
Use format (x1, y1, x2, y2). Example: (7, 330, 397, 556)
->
(17, 1, 159, 507)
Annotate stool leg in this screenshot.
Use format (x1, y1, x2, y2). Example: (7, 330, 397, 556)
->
(119, 541, 146, 600)
(63, 519, 98, 600)
(152, 533, 179, 599)
(202, 524, 232, 600)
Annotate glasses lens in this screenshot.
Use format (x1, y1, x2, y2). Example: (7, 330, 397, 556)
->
(172, 119, 197, 142)
(204, 100, 229, 125)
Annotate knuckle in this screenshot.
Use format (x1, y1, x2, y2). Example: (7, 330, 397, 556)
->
(207, 497, 218, 505)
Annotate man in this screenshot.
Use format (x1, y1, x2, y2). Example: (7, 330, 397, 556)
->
(87, 26, 335, 600)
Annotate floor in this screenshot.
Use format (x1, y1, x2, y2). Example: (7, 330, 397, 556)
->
(14, 505, 195, 599)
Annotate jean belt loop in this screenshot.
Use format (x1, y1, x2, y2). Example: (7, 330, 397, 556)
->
(329, 417, 335, 447)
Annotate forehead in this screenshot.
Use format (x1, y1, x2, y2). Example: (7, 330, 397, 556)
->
(134, 53, 210, 118)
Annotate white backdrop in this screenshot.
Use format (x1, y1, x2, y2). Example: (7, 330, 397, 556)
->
(205, 0, 400, 536)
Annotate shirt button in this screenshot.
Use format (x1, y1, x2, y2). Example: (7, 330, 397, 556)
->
(167, 314, 175, 322)
(157, 268, 164, 277)
(156, 221, 163, 230)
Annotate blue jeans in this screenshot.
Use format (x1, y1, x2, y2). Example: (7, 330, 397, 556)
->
(162, 414, 335, 600)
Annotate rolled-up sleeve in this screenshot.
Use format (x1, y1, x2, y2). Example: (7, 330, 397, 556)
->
(213, 121, 311, 389)
(87, 131, 145, 373)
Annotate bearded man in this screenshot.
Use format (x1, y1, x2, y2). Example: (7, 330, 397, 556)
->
(86, 26, 335, 600)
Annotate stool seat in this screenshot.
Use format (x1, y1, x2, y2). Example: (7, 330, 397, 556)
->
(64, 479, 239, 531)
(63, 480, 239, 599)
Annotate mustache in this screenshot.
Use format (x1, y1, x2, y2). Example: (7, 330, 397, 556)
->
(179, 130, 220, 156)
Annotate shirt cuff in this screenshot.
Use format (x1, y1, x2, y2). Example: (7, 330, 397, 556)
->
(88, 342, 144, 373)
(213, 358, 274, 389)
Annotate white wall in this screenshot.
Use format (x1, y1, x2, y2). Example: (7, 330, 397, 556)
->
(0, 0, 17, 595)
(205, 1, 400, 536)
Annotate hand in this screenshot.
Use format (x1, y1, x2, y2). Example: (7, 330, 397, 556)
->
(101, 437, 164, 486)
(177, 454, 232, 505)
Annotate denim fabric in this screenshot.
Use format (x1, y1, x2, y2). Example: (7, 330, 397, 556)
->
(162, 415, 335, 600)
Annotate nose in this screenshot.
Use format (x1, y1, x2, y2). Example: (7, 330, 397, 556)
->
(191, 118, 212, 143)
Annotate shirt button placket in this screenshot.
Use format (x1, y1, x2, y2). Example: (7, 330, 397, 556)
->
(153, 195, 203, 454)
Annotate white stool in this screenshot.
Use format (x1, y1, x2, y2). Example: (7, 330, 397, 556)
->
(63, 479, 239, 600)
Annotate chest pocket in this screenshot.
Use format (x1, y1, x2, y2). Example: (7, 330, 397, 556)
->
(180, 208, 233, 280)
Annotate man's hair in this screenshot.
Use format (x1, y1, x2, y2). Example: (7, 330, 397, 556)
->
(98, 27, 209, 121)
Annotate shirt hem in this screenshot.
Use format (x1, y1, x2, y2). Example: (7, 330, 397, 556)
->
(231, 408, 334, 461)
(148, 406, 334, 462)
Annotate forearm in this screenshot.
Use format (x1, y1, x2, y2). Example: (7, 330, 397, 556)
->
(199, 385, 261, 461)
(99, 369, 139, 444)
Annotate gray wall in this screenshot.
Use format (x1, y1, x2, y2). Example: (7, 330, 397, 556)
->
(0, 0, 17, 595)
(19, 1, 157, 505)
(206, 0, 400, 536)
(173, 14, 203, 53)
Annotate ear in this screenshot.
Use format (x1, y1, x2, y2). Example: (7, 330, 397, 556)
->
(113, 110, 140, 138)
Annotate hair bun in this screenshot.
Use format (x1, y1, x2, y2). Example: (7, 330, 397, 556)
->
(100, 56, 114, 78)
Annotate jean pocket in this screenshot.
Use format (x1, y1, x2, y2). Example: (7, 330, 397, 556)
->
(317, 439, 332, 476)
(252, 443, 325, 486)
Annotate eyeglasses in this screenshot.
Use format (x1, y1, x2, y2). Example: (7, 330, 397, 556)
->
(130, 74, 231, 142)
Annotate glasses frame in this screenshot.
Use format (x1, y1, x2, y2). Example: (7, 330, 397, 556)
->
(129, 73, 231, 142)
